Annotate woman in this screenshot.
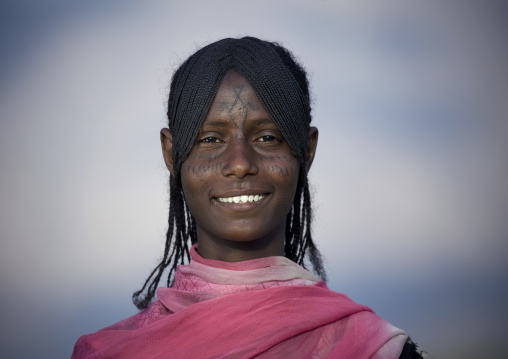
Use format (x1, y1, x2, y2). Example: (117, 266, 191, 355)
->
(72, 37, 432, 358)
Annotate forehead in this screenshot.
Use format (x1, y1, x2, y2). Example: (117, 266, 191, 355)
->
(212, 69, 262, 104)
(202, 69, 275, 127)
(220, 69, 249, 87)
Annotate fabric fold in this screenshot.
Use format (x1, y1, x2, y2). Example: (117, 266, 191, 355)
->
(72, 245, 407, 359)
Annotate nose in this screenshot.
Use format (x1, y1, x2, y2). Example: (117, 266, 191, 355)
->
(221, 137, 259, 179)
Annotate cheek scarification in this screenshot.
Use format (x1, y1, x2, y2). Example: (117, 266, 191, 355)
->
(196, 162, 222, 174)
(184, 153, 223, 177)
(266, 164, 297, 177)
(262, 154, 298, 177)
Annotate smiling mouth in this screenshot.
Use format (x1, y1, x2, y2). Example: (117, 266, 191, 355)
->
(217, 194, 265, 204)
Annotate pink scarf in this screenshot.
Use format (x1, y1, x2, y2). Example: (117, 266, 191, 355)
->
(72, 246, 407, 358)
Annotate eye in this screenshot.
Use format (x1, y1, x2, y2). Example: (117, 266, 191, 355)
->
(257, 135, 276, 142)
(200, 136, 222, 143)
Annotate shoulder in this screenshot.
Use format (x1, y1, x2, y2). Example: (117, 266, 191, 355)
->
(71, 301, 169, 359)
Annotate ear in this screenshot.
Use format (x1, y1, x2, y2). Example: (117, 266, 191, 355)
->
(160, 128, 174, 175)
(305, 126, 318, 172)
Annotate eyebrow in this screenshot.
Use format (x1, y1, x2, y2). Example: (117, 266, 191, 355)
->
(201, 117, 276, 129)
(200, 119, 231, 128)
(247, 118, 278, 129)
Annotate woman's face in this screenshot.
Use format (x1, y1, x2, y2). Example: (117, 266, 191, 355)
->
(179, 70, 301, 260)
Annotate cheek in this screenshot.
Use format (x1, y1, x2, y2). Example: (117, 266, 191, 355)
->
(182, 153, 223, 182)
(180, 153, 224, 210)
(263, 155, 299, 181)
(263, 155, 300, 210)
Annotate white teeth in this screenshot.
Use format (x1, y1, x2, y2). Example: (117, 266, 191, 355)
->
(218, 195, 265, 204)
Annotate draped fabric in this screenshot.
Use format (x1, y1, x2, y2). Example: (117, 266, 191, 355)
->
(72, 246, 407, 358)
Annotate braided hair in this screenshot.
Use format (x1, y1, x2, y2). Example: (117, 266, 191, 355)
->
(133, 37, 326, 309)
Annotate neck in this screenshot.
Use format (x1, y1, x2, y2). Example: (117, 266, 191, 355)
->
(196, 232, 285, 262)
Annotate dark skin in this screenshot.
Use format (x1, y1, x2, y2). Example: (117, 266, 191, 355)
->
(161, 70, 318, 262)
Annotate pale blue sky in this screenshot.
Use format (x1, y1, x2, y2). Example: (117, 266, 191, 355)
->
(1, 1, 507, 358)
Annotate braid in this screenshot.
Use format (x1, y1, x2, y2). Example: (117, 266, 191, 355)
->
(284, 158, 327, 281)
(132, 177, 193, 309)
(133, 37, 326, 309)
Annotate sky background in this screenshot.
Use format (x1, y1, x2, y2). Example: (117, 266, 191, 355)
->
(1, 1, 507, 358)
